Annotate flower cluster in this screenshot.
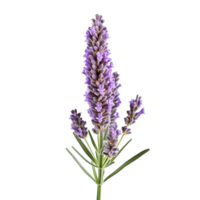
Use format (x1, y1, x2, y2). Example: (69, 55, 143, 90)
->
(122, 95, 145, 135)
(103, 123, 121, 157)
(110, 72, 121, 127)
(82, 14, 115, 132)
(70, 109, 88, 139)
(103, 72, 122, 157)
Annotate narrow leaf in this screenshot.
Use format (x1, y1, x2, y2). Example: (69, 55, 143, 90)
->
(88, 130, 97, 150)
(63, 147, 97, 185)
(71, 131, 90, 159)
(103, 126, 109, 140)
(69, 145, 97, 167)
(92, 166, 98, 182)
(110, 138, 134, 162)
(105, 160, 117, 169)
(73, 132, 95, 163)
(104, 149, 150, 182)
(84, 137, 99, 166)
(99, 130, 105, 155)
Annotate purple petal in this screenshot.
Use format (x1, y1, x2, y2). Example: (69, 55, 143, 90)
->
(98, 85, 104, 95)
(97, 113, 103, 123)
(96, 102, 102, 112)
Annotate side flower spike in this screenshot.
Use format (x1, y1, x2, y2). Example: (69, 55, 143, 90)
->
(70, 109, 88, 139)
(124, 94, 147, 127)
(103, 123, 121, 158)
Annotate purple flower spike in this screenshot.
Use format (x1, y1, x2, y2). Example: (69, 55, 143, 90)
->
(83, 14, 116, 132)
(110, 71, 123, 126)
(70, 109, 88, 139)
(124, 95, 145, 126)
(103, 122, 121, 158)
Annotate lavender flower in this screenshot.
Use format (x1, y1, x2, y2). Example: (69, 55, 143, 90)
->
(122, 95, 145, 134)
(103, 72, 122, 157)
(103, 123, 121, 157)
(82, 14, 115, 132)
(70, 109, 88, 139)
(122, 126, 132, 135)
(110, 72, 121, 127)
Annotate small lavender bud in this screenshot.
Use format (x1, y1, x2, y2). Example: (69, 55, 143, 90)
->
(124, 95, 145, 127)
(122, 126, 131, 135)
(70, 109, 88, 139)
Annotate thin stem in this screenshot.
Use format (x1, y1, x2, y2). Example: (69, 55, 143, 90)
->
(102, 158, 110, 168)
(85, 139, 98, 166)
(100, 130, 104, 164)
(116, 133, 125, 148)
(95, 185, 103, 200)
(96, 130, 104, 200)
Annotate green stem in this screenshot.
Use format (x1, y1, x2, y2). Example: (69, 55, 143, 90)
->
(116, 133, 126, 148)
(85, 139, 96, 160)
(97, 185, 101, 200)
(97, 131, 104, 200)
(102, 158, 110, 168)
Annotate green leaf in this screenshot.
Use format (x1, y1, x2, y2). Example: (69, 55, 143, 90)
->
(103, 126, 109, 141)
(117, 134, 126, 148)
(72, 131, 97, 165)
(88, 130, 97, 151)
(63, 147, 97, 185)
(99, 130, 105, 155)
(104, 149, 150, 183)
(71, 131, 90, 159)
(84, 137, 99, 166)
(105, 160, 117, 169)
(69, 145, 97, 167)
(110, 138, 134, 165)
(92, 166, 98, 182)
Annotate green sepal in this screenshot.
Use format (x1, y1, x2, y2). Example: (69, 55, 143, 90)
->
(104, 149, 150, 182)
(69, 145, 97, 167)
(63, 147, 98, 185)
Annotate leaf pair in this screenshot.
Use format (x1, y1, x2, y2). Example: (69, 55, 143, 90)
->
(63, 147, 98, 184)
(64, 129, 152, 185)
(64, 131, 99, 184)
(72, 131, 98, 166)
(104, 149, 150, 182)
